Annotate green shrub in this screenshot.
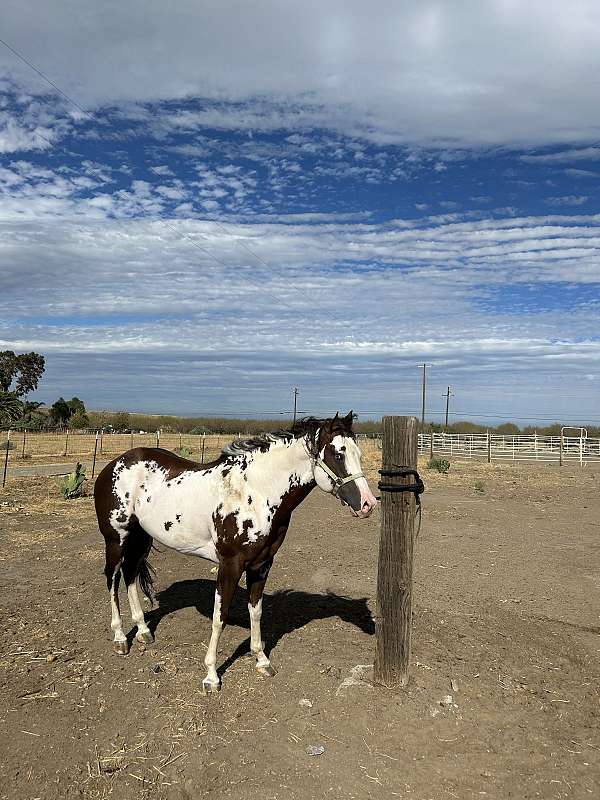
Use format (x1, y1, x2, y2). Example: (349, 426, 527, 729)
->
(175, 446, 192, 458)
(427, 457, 450, 474)
(57, 462, 87, 499)
(474, 479, 485, 493)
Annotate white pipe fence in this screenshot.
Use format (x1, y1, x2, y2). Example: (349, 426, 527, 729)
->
(415, 432, 600, 465)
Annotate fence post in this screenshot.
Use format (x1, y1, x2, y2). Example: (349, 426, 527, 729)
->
(201, 432, 206, 464)
(374, 416, 418, 688)
(22, 429, 27, 459)
(156, 430, 160, 448)
(2, 430, 10, 487)
(559, 431, 564, 467)
(429, 427, 434, 460)
(130, 431, 134, 450)
(487, 431, 491, 464)
(91, 431, 99, 479)
(65, 429, 69, 456)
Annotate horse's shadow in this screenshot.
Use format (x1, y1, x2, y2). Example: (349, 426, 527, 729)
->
(143, 578, 375, 679)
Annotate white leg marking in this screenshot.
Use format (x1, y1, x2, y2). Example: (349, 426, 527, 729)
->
(203, 591, 222, 692)
(248, 599, 270, 669)
(127, 581, 153, 643)
(110, 568, 127, 651)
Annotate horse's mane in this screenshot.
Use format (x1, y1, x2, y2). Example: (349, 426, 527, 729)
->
(220, 416, 351, 459)
(221, 431, 294, 457)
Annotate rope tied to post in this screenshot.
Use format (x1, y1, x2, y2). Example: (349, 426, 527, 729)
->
(377, 465, 424, 538)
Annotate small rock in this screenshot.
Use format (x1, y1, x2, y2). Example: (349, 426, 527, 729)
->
(451, 678, 459, 692)
(306, 745, 325, 756)
(440, 694, 454, 706)
(46, 654, 57, 663)
(151, 664, 162, 673)
(299, 698, 313, 708)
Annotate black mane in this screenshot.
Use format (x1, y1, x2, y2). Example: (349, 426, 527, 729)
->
(221, 415, 355, 459)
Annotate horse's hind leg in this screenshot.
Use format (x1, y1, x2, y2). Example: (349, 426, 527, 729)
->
(104, 537, 128, 655)
(246, 559, 275, 678)
(121, 520, 154, 646)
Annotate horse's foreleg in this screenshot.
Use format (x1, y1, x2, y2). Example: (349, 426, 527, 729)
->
(203, 559, 242, 694)
(246, 559, 275, 678)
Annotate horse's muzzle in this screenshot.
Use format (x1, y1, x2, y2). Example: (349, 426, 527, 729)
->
(350, 497, 378, 518)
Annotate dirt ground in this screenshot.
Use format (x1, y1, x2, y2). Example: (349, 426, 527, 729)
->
(0, 458, 599, 800)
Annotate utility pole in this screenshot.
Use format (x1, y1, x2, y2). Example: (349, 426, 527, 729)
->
(444, 386, 453, 429)
(418, 364, 431, 427)
(292, 387, 299, 426)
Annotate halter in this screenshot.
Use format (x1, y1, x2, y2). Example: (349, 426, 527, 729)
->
(314, 457, 364, 497)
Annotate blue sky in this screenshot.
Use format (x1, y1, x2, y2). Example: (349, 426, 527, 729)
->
(1, 1, 600, 424)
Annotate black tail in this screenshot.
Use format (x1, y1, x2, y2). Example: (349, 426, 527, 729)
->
(138, 556, 156, 605)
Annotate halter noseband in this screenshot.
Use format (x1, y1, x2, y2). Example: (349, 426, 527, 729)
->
(314, 457, 364, 497)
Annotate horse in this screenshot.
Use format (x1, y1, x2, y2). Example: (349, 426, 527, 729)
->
(93, 411, 378, 693)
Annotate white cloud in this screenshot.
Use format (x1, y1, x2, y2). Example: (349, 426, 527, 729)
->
(521, 147, 600, 164)
(1, 1, 600, 148)
(544, 195, 589, 206)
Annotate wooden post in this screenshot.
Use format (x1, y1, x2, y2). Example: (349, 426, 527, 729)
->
(64, 429, 69, 456)
(22, 429, 27, 459)
(130, 431, 134, 449)
(201, 432, 206, 464)
(91, 431, 99, 479)
(429, 426, 434, 460)
(487, 430, 491, 464)
(374, 416, 418, 688)
(156, 430, 160, 448)
(2, 430, 10, 487)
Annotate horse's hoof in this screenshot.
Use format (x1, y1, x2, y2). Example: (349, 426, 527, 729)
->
(136, 631, 154, 646)
(113, 640, 129, 656)
(256, 663, 276, 678)
(202, 679, 221, 695)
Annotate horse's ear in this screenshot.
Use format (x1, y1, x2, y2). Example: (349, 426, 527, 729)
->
(343, 410, 354, 429)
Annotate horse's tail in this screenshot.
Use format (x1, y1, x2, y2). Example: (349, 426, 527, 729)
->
(138, 555, 156, 605)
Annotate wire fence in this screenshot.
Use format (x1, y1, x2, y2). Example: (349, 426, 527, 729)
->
(0, 431, 236, 465)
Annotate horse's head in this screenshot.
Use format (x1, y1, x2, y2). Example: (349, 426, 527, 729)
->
(313, 411, 378, 518)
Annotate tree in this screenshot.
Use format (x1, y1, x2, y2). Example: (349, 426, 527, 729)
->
(67, 397, 86, 417)
(49, 397, 72, 426)
(68, 410, 90, 430)
(14, 400, 45, 431)
(495, 422, 521, 435)
(49, 396, 89, 427)
(0, 351, 45, 397)
(0, 391, 23, 425)
(112, 412, 131, 431)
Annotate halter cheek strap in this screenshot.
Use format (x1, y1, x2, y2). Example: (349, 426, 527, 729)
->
(314, 457, 364, 497)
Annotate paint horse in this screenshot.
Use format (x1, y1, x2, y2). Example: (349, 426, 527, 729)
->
(94, 412, 378, 693)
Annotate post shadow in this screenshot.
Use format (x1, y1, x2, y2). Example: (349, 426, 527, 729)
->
(142, 577, 375, 679)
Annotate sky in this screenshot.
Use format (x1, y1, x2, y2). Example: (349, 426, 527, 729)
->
(1, 1, 600, 425)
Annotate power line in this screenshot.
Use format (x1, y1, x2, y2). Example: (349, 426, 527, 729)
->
(0, 36, 93, 120)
